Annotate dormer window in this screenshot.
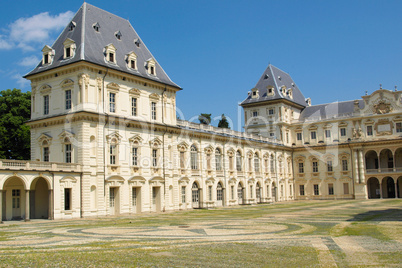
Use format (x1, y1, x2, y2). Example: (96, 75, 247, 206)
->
(93, 22, 100, 32)
(68, 21, 76, 31)
(287, 88, 293, 99)
(134, 38, 141, 47)
(267, 86, 275, 96)
(41, 45, 54, 65)
(146, 58, 156, 75)
(115, 31, 122, 40)
(251, 88, 259, 99)
(126, 51, 137, 70)
(104, 44, 117, 64)
(63, 38, 76, 59)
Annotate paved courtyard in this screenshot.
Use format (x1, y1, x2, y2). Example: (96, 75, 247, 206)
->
(0, 199, 401, 267)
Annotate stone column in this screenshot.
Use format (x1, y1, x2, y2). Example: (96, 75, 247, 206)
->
(379, 181, 383, 199)
(25, 190, 30, 221)
(353, 150, 359, 184)
(0, 190, 2, 223)
(359, 150, 365, 184)
(395, 179, 398, 199)
(48, 189, 54, 220)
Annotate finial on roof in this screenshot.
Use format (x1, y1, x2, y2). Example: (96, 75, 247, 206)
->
(395, 85, 398, 91)
(380, 83, 382, 89)
(365, 90, 368, 95)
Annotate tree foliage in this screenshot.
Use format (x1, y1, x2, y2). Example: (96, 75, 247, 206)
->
(0, 89, 31, 160)
(198, 113, 211, 125)
(218, 114, 230, 129)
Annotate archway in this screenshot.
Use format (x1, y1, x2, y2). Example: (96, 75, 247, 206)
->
(367, 177, 380, 199)
(379, 149, 393, 171)
(395, 148, 402, 171)
(365, 150, 378, 171)
(382, 177, 395, 198)
(191, 182, 200, 208)
(30, 177, 49, 219)
(237, 182, 244, 205)
(397, 177, 402, 198)
(2, 176, 27, 221)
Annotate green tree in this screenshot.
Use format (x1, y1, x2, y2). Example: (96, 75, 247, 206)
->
(0, 89, 31, 160)
(218, 114, 230, 129)
(198, 113, 211, 125)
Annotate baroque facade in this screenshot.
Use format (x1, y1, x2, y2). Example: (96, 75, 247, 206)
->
(0, 3, 401, 222)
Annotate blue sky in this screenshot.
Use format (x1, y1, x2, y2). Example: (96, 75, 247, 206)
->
(1, 0, 401, 131)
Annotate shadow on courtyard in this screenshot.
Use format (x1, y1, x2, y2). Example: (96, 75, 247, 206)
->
(347, 209, 402, 222)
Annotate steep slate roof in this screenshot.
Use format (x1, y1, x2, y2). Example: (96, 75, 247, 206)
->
(25, 3, 180, 89)
(298, 99, 365, 122)
(241, 64, 307, 107)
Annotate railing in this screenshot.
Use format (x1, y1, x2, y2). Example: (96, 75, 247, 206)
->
(366, 167, 402, 174)
(0, 159, 82, 172)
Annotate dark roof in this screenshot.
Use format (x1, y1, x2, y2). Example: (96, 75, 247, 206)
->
(241, 64, 306, 107)
(298, 99, 365, 122)
(25, 3, 180, 89)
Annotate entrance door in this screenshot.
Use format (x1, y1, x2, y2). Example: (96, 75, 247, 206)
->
(272, 183, 277, 202)
(152, 187, 161, 212)
(237, 183, 244, 205)
(12, 189, 21, 220)
(109, 188, 115, 215)
(132, 187, 141, 213)
(192, 182, 200, 208)
(256, 184, 261, 203)
(216, 182, 223, 207)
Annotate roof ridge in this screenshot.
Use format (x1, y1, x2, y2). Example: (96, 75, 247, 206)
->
(306, 99, 363, 108)
(80, 2, 86, 60)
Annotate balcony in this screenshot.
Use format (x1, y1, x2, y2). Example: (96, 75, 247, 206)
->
(366, 167, 402, 174)
(0, 159, 82, 172)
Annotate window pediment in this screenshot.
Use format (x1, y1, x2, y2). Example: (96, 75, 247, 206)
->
(58, 130, 75, 142)
(38, 133, 52, 145)
(106, 132, 122, 144)
(204, 145, 213, 154)
(60, 79, 74, 89)
(149, 93, 160, 100)
(149, 138, 162, 148)
(40, 84, 52, 95)
(177, 142, 189, 152)
(41, 45, 55, 65)
(107, 82, 120, 91)
(129, 135, 143, 145)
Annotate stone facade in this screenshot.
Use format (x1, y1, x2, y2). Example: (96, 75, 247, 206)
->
(0, 3, 401, 222)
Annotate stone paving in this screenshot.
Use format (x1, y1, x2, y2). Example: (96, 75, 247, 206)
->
(0, 199, 401, 267)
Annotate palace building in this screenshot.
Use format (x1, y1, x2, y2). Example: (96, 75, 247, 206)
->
(0, 3, 401, 222)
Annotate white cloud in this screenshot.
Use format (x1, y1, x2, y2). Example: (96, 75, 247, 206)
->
(1, 10, 74, 51)
(18, 56, 40, 67)
(11, 73, 30, 88)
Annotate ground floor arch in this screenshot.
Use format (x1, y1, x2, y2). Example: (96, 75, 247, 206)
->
(2, 176, 26, 221)
(191, 181, 200, 208)
(272, 182, 277, 202)
(367, 177, 380, 199)
(30, 177, 50, 219)
(382, 177, 395, 198)
(237, 181, 244, 205)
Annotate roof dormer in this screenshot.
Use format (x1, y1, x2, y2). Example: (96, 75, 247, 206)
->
(145, 58, 156, 75)
(63, 38, 76, 59)
(251, 88, 259, 99)
(41, 45, 55, 65)
(104, 43, 117, 64)
(126, 51, 137, 70)
(68, 21, 76, 31)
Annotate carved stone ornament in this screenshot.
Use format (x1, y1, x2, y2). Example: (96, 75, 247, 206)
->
(373, 100, 392, 114)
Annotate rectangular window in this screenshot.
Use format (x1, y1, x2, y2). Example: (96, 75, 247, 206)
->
(328, 183, 334, 195)
(181, 186, 186, 204)
(367, 125, 373, 136)
(268, 108, 275, 115)
(299, 185, 305, 196)
(130, 59, 136, 69)
(297, 132, 302, 141)
(298, 162, 304, 173)
(109, 52, 114, 62)
(132, 188, 137, 206)
(65, 90, 72, 110)
(131, 98, 137, 116)
(236, 154, 242, 171)
(65, 144, 72, 163)
(327, 160, 333, 172)
(110, 145, 116, 165)
(44, 95, 49, 115)
(313, 161, 318, 172)
(44, 54, 49, 64)
(109, 92, 116, 113)
(66, 47, 71, 58)
(64, 188, 71, 210)
(325, 129, 331, 138)
(343, 183, 349, 194)
(342, 159, 348, 171)
(314, 184, 319, 195)
(132, 147, 138, 166)
(152, 149, 157, 167)
(311, 131, 316, 139)
(151, 102, 156, 120)
(43, 147, 49, 162)
(396, 122, 402, 133)
(340, 128, 346, 136)
(252, 111, 258, 117)
(12, 189, 20, 209)
(191, 151, 198, 170)
(229, 156, 233, 170)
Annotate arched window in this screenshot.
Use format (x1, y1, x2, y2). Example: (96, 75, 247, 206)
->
(217, 182, 223, 201)
(215, 148, 222, 171)
(191, 145, 198, 170)
(254, 153, 260, 173)
(64, 137, 72, 163)
(236, 150, 242, 171)
(110, 138, 118, 165)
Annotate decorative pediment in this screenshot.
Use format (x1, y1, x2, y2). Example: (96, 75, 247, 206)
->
(178, 177, 190, 185)
(129, 88, 141, 96)
(39, 84, 52, 95)
(246, 150, 253, 158)
(38, 133, 52, 145)
(338, 153, 350, 160)
(104, 43, 116, 52)
(227, 148, 235, 157)
(177, 142, 189, 152)
(60, 176, 77, 188)
(149, 93, 160, 100)
(107, 82, 120, 91)
(129, 135, 143, 145)
(60, 79, 74, 89)
(204, 145, 214, 154)
(324, 123, 332, 129)
(373, 100, 393, 114)
(205, 177, 215, 185)
(63, 38, 75, 47)
(364, 119, 375, 124)
(106, 132, 122, 143)
(58, 130, 75, 143)
(128, 176, 146, 184)
(339, 121, 348, 127)
(149, 138, 162, 148)
(263, 153, 269, 159)
(308, 125, 318, 130)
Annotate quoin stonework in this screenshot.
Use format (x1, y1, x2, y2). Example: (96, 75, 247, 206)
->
(0, 3, 401, 222)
